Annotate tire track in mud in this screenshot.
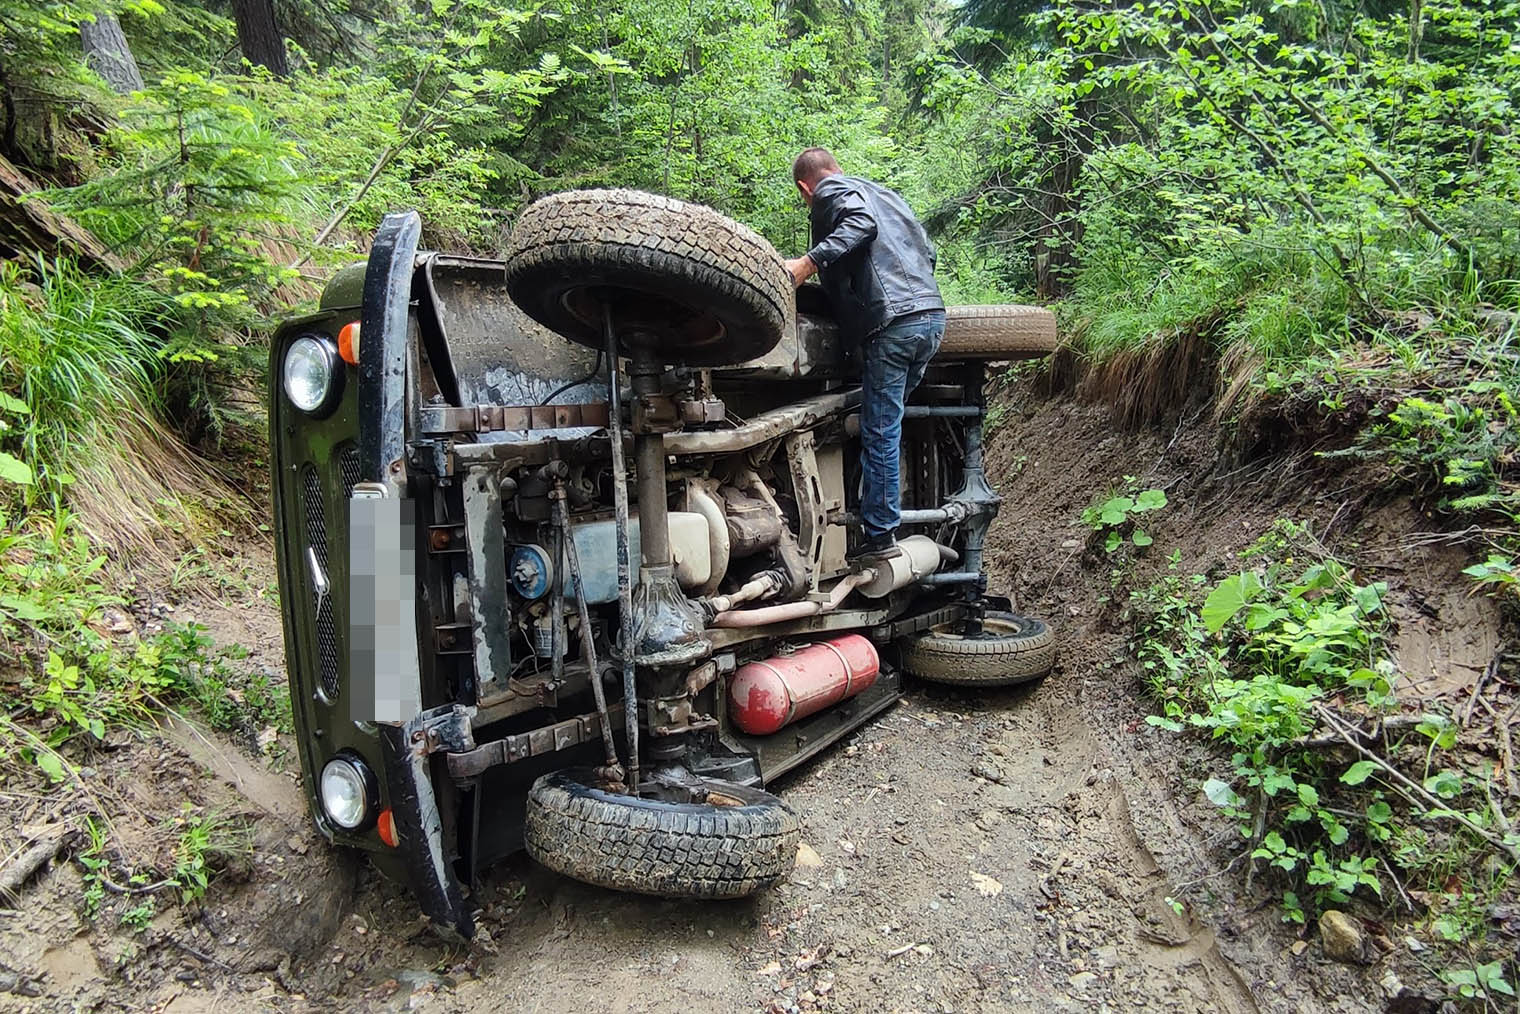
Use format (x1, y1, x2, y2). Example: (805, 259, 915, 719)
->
(984, 669, 1261, 1013)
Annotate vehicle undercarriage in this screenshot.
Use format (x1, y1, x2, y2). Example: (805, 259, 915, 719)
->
(270, 190, 1057, 936)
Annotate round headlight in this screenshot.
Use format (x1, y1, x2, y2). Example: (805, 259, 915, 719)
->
(319, 754, 376, 830)
(283, 334, 343, 416)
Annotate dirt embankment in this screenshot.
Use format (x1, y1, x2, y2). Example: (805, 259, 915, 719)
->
(3, 378, 1507, 1013)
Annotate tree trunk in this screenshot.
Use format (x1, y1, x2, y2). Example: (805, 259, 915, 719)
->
(1033, 98, 1094, 300)
(231, 0, 289, 76)
(80, 13, 144, 94)
(0, 154, 123, 272)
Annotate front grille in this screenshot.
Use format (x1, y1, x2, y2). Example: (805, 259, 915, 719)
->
(339, 442, 362, 496)
(302, 464, 340, 703)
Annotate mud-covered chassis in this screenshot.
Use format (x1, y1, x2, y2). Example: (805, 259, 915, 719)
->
(271, 192, 1056, 938)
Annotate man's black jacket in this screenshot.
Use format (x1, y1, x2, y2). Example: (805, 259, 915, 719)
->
(806, 174, 943, 345)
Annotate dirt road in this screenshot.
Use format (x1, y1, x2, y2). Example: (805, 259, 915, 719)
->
(370, 678, 1279, 1014)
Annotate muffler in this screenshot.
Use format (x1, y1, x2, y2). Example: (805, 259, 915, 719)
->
(855, 535, 955, 597)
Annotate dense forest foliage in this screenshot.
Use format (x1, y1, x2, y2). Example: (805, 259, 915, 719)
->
(2, 0, 1516, 510)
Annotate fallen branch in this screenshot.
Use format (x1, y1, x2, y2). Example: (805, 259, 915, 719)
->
(98, 874, 177, 895)
(1295, 714, 1424, 750)
(0, 154, 124, 272)
(1381, 857, 1416, 914)
(161, 936, 235, 971)
(1484, 780, 1513, 840)
(1462, 657, 1496, 727)
(1501, 698, 1520, 799)
(1313, 705, 1520, 864)
(0, 827, 67, 905)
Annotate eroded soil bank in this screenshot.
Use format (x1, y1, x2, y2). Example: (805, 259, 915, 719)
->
(5, 380, 1501, 1013)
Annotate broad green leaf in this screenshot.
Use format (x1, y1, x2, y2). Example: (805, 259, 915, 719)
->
(1262, 771, 1296, 796)
(1341, 760, 1377, 785)
(1, 595, 47, 621)
(1203, 778, 1242, 807)
(1201, 572, 1263, 633)
(35, 750, 65, 783)
(1131, 529, 1153, 547)
(0, 392, 29, 414)
(1423, 770, 1463, 798)
(1416, 714, 1457, 749)
(1243, 604, 1288, 630)
(0, 452, 33, 486)
(1479, 963, 1515, 996)
(1133, 489, 1167, 511)
(1097, 496, 1133, 526)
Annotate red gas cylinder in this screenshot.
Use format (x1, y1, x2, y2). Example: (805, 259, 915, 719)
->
(727, 635, 880, 736)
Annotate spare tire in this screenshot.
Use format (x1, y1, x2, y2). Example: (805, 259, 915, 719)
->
(524, 768, 800, 898)
(502, 189, 791, 367)
(900, 611, 1055, 687)
(936, 305, 1058, 361)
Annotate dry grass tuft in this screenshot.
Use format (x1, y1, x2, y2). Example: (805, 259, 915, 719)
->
(1077, 325, 1218, 429)
(62, 405, 248, 568)
(1215, 342, 1265, 422)
(1041, 343, 1085, 395)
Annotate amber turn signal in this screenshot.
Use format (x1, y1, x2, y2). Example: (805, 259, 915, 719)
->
(337, 321, 361, 366)
(377, 808, 397, 847)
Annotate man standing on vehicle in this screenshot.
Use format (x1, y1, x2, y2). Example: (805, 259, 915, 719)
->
(783, 147, 945, 563)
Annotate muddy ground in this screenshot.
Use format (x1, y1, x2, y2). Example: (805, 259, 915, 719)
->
(3, 381, 1499, 1013)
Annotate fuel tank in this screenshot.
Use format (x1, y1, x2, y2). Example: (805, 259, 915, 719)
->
(727, 635, 880, 736)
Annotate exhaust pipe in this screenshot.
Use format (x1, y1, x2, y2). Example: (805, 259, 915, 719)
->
(707, 536, 951, 628)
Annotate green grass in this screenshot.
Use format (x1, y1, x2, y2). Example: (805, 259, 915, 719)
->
(1064, 225, 1354, 367)
(0, 258, 169, 488)
(0, 258, 232, 553)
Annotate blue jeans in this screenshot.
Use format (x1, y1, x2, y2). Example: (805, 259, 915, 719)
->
(860, 311, 944, 538)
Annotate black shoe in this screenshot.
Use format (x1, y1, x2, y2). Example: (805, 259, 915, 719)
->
(847, 531, 899, 564)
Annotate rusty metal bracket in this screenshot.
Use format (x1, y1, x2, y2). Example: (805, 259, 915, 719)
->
(420, 402, 610, 435)
(446, 708, 623, 780)
(633, 392, 681, 433)
(678, 397, 725, 425)
(410, 703, 477, 758)
(785, 430, 829, 591)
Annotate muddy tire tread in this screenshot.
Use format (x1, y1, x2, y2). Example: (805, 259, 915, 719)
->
(938, 304, 1058, 361)
(525, 769, 800, 898)
(901, 611, 1056, 686)
(503, 189, 790, 361)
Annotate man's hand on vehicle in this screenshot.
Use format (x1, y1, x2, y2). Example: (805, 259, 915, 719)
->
(783, 255, 817, 288)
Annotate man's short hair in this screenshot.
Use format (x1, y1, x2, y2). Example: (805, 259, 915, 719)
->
(793, 147, 841, 184)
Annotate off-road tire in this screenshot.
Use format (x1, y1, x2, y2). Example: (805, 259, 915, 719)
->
(524, 768, 800, 898)
(937, 305, 1058, 361)
(900, 611, 1055, 686)
(502, 189, 791, 367)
